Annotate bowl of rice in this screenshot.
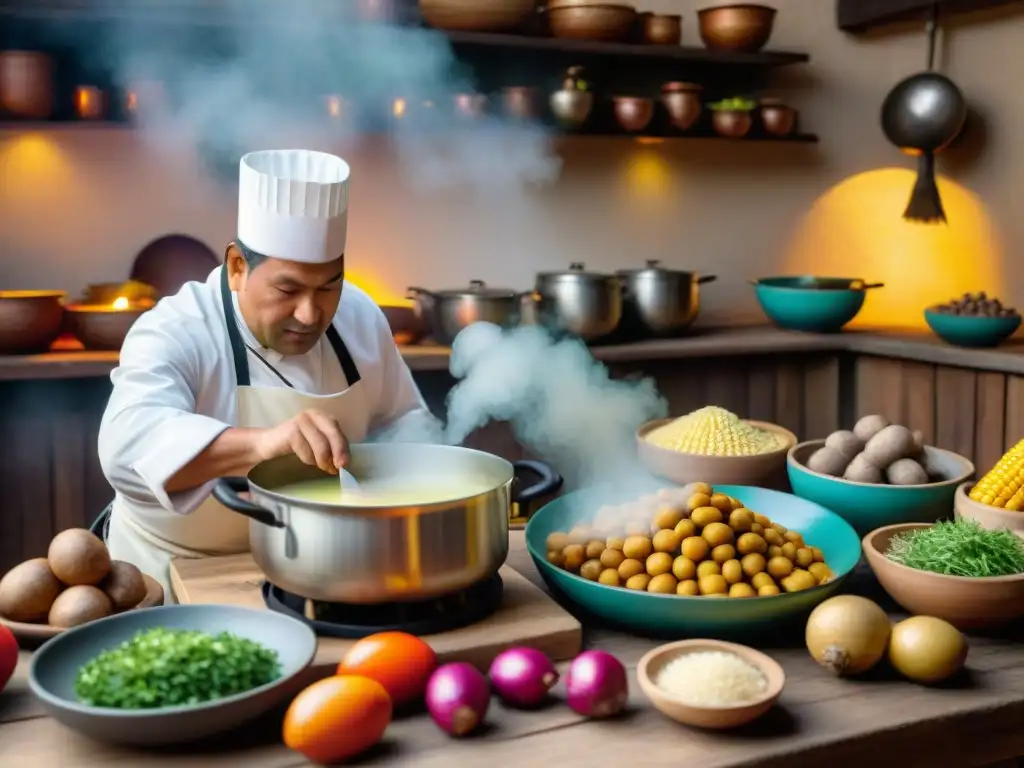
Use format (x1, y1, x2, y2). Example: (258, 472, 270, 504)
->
(637, 638, 785, 729)
(637, 406, 797, 486)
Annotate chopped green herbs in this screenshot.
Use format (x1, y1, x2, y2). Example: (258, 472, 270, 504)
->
(885, 520, 1024, 578)
(75, 627, 281, 709)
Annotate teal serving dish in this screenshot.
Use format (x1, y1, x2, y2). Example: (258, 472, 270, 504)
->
(526, 484, 861, 639)
(924, 308, 1021, 348)
(752, 276, 883, 333)
(787, 440, 975, 538)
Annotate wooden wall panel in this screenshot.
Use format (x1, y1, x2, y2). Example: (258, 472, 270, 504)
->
(1006, 376, 1024, 450)
(975, 373, 1008, 475)
(934, 367, 977, 459)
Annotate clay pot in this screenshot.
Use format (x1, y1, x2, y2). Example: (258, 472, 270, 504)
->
(503, 86, 537, 120)
(642, 13, 682, 45)
(661, 82, 702, 131)
(712, 109, 752, 138)
(613, 97, 654, 133)
(0, 50, 53, 119)
(760, 99, 797, 136)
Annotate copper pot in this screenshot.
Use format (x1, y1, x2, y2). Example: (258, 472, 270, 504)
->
(661, 82, 702, 131)
(613, 97, 654, 133)
(643, 13, 682, 45)
(697, 4, 777, 53)
(760, 99, 796, 136)
(65, 305, 151, 351)
(0, 51, 53, 119)
(503, 86, 537, 120)
(547, 1, 636, 42)
(419, 0, 536, 32)
(0, 291, 65, 354)
(712, 109, 752, 138)
(454, 93, 487, 119)
(380, 305, 429, 346)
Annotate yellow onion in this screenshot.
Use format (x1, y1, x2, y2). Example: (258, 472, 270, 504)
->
(805, 595, 891, 676)
(888, 616, 967, 684)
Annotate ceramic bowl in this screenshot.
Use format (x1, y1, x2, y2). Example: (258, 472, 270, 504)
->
(787, 440, 975, 537)
(526, 485, 862, 639)
(924, 308, 1021, 348)
(752, 276, 883, 333)
(862, 523, 1024, 629)
(637, 418, 796, 487)
(638, 639, 785, 729)
(29, 604, 317, 746)
(697, 4, 776, 53)
(65, 304, 151, 350)
(0, 290, 66, 354)
(954, 481, 1024, 539)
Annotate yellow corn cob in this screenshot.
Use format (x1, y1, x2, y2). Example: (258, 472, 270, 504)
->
(969, 438, 1024, 511)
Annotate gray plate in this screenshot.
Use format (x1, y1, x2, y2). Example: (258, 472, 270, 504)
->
(29, 604, 317, 746)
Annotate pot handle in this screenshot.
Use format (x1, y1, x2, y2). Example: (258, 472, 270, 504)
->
(860, 282, 885, 290)
(698, 274, 718, 284)
(212, 477, 286, 528)
(512, 460, 563, 504)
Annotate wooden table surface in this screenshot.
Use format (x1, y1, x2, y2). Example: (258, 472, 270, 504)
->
(3, 532, 1024, 768)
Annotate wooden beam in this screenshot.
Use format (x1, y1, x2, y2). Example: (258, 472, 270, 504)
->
(837, 0, 1024, 33)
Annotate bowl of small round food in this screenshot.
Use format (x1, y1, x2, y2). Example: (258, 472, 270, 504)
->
(28, 604, 317, 746)
(862, 520, 1024, 629)
(638, 639, 784, 729)
(925, 293, 1021, 348)
(637, 406, 797, 487)
(526, 481, 861, 639)
(787, 415, 975, 538)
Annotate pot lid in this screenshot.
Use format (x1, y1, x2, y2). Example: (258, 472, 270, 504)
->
(616, 259, 694, 277)
(536, 262, 615, 281)
(410, 280, 519, 299)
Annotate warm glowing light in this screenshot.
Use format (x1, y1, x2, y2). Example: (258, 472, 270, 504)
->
(345, 268, 410, 307)
(0, 134, 73, 188)
(784, 167, 1005, 330)
(112, 296, 129, 310)
(325, 95, 343, 118)
(75, 86, 104, 120)
(126, 92, 138, 112)
(392, 98, 406, 118)
(634, 137, 665, 146)
(623, 149, 672, 200)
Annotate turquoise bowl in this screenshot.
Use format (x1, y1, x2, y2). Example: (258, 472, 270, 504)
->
(752, 276, 882, 333)
(787, 440, 975, 538)
(925, 308, 1021, 348)
(526, 484, 861, 640)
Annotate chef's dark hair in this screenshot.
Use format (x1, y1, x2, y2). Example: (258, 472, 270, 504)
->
(233, 240, 267, 270)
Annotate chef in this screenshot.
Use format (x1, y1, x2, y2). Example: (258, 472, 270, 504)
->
(97, 149, 433, 599)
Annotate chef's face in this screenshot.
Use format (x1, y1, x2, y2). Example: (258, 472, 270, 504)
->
(226, 244, 344, 355)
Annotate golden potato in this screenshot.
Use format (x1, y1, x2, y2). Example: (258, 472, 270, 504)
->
(546, 550, 565, 566)
(721, 559, 743, 585)
(767, 545, 783, 559)
(736, 532, 768, 555)
(618, 559, 644, 580)
(606, 536, 626, 551)
(690, 506, 723, 528)
(673, 519, 697, 539)
(625, 573, 651, 591)
(784, 530, 805, 548)
(547, 533, 570, 551)
(767, 556, 794, 580)
(600, 548, 626, 569)
(563, 545, 585, 572)
(751, 572, 776, 590)
(646, 552, 674, 577)
(696, 560, 721, 579)
(677, 579, 699, 596)
(753, 513, 772, 528)
(740, 553, 766, 577)
(811, 546, 825, 562)
(622, 536, 653, 561)
(702, 522, 734, 548)
(585, 540, 605, 559)
(672, 556, 697, 581)
(598, 568, 621, 587)
(729, 582, 757, 598)
(758, 584, 781, 597)
(780, 542, 798, 561)
(653, 505, 684, 531)
(780, 569, 816, 593)
(728, 508, 755, 533)
(648, 573, 678, 594)
(795, 547, 815, 569)
(764, 528, 784, 547)
(681, 536, 709, 562)
(698, 574, 728, 595)
(709, 494, 733, 513)
(652, 529, 682, 554)
(808, 562, 831, 584)
(750, 522, 765, 536)
(711, 544, 736, 564)
(580, 560, 602, 581)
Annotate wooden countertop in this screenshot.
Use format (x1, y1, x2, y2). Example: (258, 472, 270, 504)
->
(1, 326, 1023, 382)
(3, 532, 1024, 767)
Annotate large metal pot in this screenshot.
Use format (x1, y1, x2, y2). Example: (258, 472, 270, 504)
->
(212, 444, 562, 604)
(617, 261, 716, 337)
(534, 262, 622, 342)
(407, 280, 536, 346)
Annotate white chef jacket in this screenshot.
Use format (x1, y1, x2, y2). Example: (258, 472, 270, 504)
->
(98, 266, 429, 517)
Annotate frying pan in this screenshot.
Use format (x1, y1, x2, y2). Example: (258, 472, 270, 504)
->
(130, 234, 219, 297)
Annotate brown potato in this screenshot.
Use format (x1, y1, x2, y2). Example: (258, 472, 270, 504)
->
(646, 552, 674, 577)
(711, 544, 736, 564)
(673, 519, 697, 539)
(780, 569, 817, 593)
(48, 529, 111, 587)
(681, 536, 710, 562)
(763, 528, 784, 547)
(546, 550, 565, 566)
(728, 508, 755, 533)
(647, 573, 678, 594)
(758, 584, 781, 597)
(736, 532, 768, 555)
(677, 579, 700, 596)
(771, 523, 788, 535)
(696, 560, 721, 579)
(100, 560, 147, 611)
(600, 548, 626, 569)
(563, 544, 586, 572)
(652, 529, 682, 554)
(795, 547, 815, 569)
(740, 553, 766, 577)
(721, 559, 743, 585)
(767, 545, 783, 559)
(690, 482, 713, 497)
(0, 558, 63, 622)
(808, 562, 831, 583)
(625, 573, 651, 591)
(729, 582, 757, 598)
(811, 546, 825, 562)
(623, 536, 653, 561)
(585, 540, 605, 559)
(753, 513, 772, 528)
(709, 494, 733, 513)
(618, 559, 645, 580)
(546, 533, 570, 551)
(784, 530, 805, 548)
(702, 522, 734, 548)
(767, 556, 794, 580)
(780, 542, 798, 561)
(580, 560, 603, 581)
(606, 536, 626, 551)
(698, 574, 728, 595)
(690, 506, 723, 528)
(672, 556, 697, 581)
(653, 505, 684, 531)
(598, 568, 621, 587)
(751, 572, 776, 590)
(48, 585, 112, 628)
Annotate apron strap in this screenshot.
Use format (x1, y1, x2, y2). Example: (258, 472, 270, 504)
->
(220, 264, 251, 387)
(326, 323, 362, 386)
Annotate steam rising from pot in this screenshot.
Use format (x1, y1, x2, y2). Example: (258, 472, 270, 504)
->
(82, 1, 560, 190)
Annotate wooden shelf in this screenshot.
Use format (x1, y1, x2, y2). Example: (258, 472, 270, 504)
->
(837, 0, 1022, 32)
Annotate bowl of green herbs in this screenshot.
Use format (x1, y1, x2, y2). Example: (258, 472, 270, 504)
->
(28, 604, 316, 746)
(863, 520, 1024, 629)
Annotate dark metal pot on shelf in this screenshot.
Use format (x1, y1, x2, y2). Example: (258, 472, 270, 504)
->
(0, 290, 65, 354)
(212, 444, 563, 603)
(407, 280, 538, 346)
(534, 262, 622, 342)
(617, 260, 717, 337)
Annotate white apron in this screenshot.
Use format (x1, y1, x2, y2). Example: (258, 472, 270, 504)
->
(106, 267, 372, 602)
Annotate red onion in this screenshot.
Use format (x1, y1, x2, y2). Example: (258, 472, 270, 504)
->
(564, 650, 628, 719)
(424, 662, 490, 737)
(488, 647, 559, 708)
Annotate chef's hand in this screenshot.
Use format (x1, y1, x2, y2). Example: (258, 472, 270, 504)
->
(255, 409, 350, 474)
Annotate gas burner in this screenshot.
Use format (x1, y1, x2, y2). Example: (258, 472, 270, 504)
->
(261, 574, 504, 639)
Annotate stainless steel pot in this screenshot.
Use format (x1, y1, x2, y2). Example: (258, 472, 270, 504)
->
(407, 280, 536, 346)
(212, 444, 562, 604)
(534, 262, 622, 342)
(617, 260, 717, 337)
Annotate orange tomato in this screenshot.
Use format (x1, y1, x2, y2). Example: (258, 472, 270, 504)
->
(282, 675, 392, 764)
(337, 631, 437, 707)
